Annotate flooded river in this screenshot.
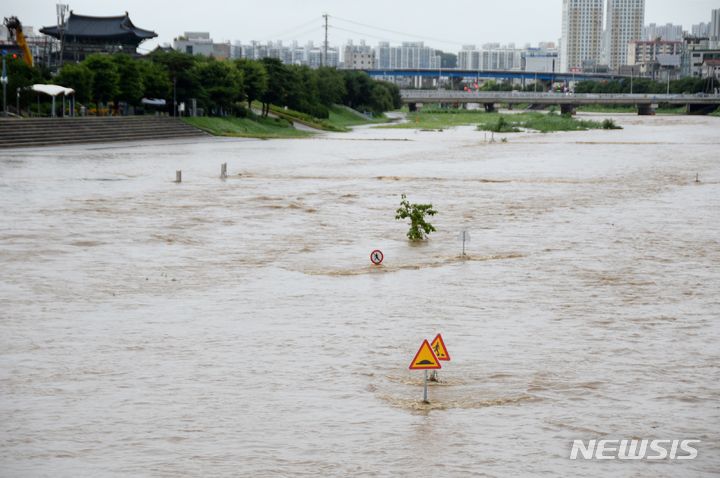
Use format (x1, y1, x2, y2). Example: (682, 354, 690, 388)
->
(1, 114, 719, 477)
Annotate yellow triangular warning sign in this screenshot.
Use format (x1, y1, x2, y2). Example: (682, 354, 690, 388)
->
(409, 339, 442, 370)
(430, 333, 450, 361)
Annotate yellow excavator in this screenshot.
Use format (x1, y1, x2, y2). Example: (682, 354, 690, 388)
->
(4, 16, 33, 67)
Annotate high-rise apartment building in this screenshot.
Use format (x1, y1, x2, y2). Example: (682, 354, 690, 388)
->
(642, 23, 683, 42)
(691, 22, 710, 37)
(374, 42, 439, 69)
(560, 0, 604, 72)
(232, 40, 338, 67)
(605, 0, 645, 70)
(711, 9, 720, 40)
(458, 45, 480, 70)
(458, 44, 523, 70)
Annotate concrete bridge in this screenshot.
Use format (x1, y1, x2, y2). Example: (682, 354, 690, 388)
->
(400, 90, 720, 115)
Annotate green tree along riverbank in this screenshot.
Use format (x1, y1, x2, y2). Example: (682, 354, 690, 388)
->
(573, 77, 715, 95)
(8, 51, 401, 137)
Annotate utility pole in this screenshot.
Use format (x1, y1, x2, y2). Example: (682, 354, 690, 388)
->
(323, 13, 329, 67)
(56, 4, 69, 69)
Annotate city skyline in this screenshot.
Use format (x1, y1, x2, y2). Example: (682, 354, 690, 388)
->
(3, 0, 718, 53)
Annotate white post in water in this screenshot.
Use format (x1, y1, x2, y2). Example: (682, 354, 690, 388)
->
(175, 170, 182, 183)
(423, 370, 429, 403)
(221, 163, 227, 179)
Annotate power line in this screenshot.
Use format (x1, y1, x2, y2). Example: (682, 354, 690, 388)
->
(263, 17, 324, 42)
(274, 26, 324, 42)
(330, 26, 392, 43)
(331, 25, 456, 51)
(330, 15, 466, 47)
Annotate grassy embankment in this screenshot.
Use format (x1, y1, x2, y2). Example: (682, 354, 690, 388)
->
(257, 103, 389, 132)
(183, 115, 313, 139)
(382, 109, 618, 133)
(327, 105, 391, 128)
(184, 104, 386, 138)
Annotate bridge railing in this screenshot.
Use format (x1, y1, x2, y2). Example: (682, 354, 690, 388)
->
(399, 90, 717, 101)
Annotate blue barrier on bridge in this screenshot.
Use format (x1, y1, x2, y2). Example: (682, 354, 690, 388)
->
(362, 69, 624, 82)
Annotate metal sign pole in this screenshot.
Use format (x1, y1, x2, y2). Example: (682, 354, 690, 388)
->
(423, 370, 428, 403)
(462, 231, 466, 256)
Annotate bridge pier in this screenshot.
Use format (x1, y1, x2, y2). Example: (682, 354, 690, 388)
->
(686, 103, 718, 115)
(637, 104, 657, 115)
(560, 104, 576, 115)
(484, 103, 496, 113)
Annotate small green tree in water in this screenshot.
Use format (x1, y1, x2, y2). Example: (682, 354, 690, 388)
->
(395, 194, 437, 241)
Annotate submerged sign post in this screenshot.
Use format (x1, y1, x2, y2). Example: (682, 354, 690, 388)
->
(429, 333, 451, 381)
(409, 339, 441, 403)
(370, 249, 384, 265)
(458, 230, 470, 256)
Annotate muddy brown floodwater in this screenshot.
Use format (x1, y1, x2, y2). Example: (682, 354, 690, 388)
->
(1, 114, 719, 477)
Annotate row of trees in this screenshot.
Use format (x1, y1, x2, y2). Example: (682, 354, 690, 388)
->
(458, 77, 717, 94)
(574, 77, 715, 94)
(5, 51, 401, 118)
(404, 75, 716, 95)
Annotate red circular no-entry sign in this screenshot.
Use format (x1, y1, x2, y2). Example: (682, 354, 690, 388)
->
(370, 249, 384, 265)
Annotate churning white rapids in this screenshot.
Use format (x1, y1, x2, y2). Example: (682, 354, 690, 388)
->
(1, 113, 719, 477)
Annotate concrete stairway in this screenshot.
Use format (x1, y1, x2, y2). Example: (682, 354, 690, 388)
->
(0, 116, 208, 148)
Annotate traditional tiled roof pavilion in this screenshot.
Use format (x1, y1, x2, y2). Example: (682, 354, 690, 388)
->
(41, 11, 157, 61)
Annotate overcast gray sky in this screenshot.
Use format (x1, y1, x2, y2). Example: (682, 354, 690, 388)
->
(4, 0, 718, 52)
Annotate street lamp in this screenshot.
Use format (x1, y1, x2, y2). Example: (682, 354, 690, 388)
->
(1, 51, 8, 117)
